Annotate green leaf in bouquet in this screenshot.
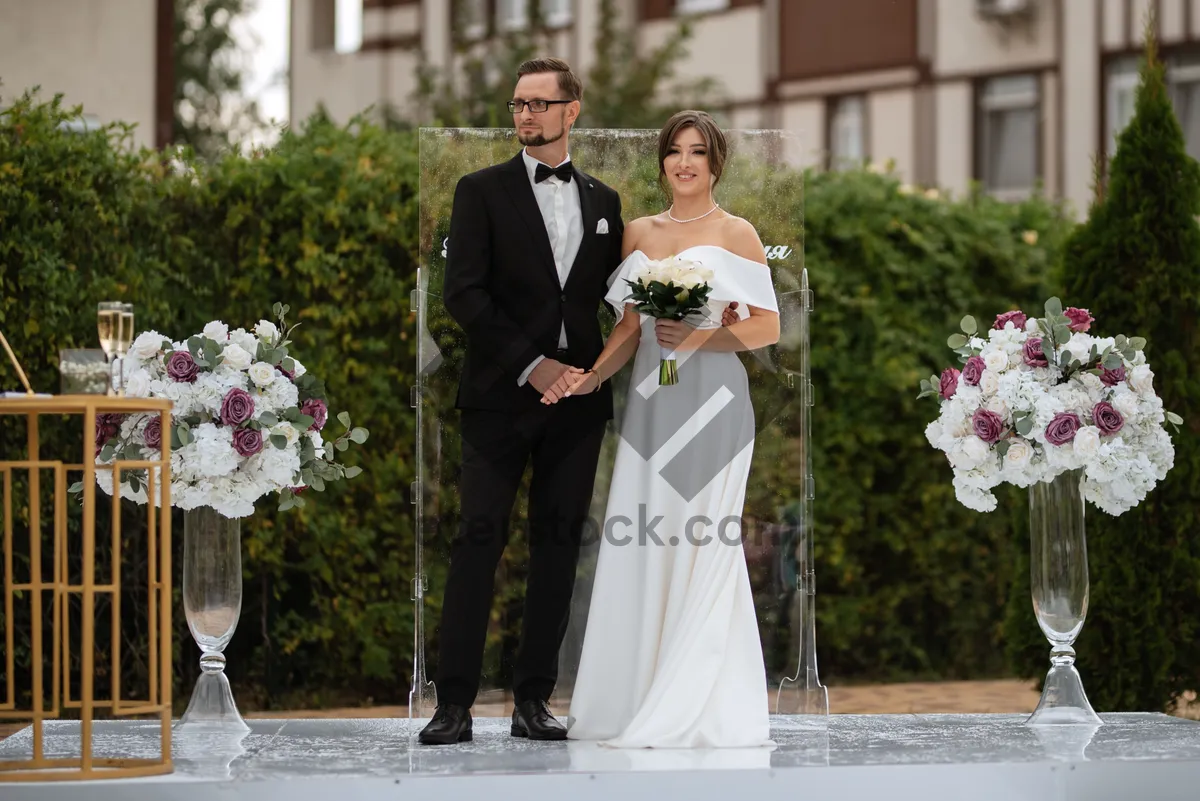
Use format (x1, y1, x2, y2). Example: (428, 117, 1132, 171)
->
(995, 440, 1011, 457)
(282, 357, 295, 373)
(349, 427, 369, 445)
(1012, 409, 1030, 419)
(1129, 336, 1147, 351)
(99, 444, 116, 462)
(310, 474, 326, 492)
(68, 481, 84, 494)
(1115, 334, 1128, 348)
(301, 435, 316, 461)
(279, 494, 295, 512)
(1041, 339, 1055, 364)
(259, 411, 278, 427)
(960, 315, 977, 335)
(1166, 411, 1184, 425)
(1053, 324, 1071, 344)
(947, 333, 968, 349)
(301, 468, 314, 486)
(1016, 417, 1035, 437)
(336, 439, 349, 452)
(160, 339, 172, 352)
(293, 494, 306, 509)
(295, 414, 315, 430)
(282, 408, 300, 423)
(337, 411, 351, 428)
(1102, 353, 1123, 370)
(270, 434, 289, 450)
(1058, 350, 1071, 368)
(129, 473, 142, 494)
(344, 466, 363, 479)
(1084, 368, 1103, 376)
(273, 302, 283, 318)
(1044, 297, 1063, 317)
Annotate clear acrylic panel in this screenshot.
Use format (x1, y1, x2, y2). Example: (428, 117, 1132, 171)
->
(412, 127, 822, 722)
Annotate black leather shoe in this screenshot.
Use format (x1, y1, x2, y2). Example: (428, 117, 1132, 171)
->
(511, 699, 567, 740)
(418, 703, 473, 745)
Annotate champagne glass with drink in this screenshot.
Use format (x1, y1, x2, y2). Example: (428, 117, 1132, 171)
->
(97, 301, 122, 395)
(116, 303, 134, 395)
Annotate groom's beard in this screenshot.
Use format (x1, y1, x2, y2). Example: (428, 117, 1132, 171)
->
(517, 125, 565, 148)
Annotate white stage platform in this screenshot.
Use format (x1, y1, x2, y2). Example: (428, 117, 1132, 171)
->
(3, 713, 1200, 801)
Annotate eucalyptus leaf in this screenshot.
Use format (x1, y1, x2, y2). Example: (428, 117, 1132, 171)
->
(279, 495, 294, 512)
(1129, 336, 1147, 351)
(68, 481, 84, 493)
(100, 444, 116, 462)
(295, 414, 315, 430)
(338, 411, 351, 428)
(995, 440, 1011, 457)
(960, 315, 977, 335)
(283, 408, 300, 423)
(336, 439, 349, 452)
(1017, 418, 1035, 437)
(294, 495, 306, 509)
(270, 434, 288, 450)
(350, 427, 369, 445)
(1103, 353, 1123, 370)
(947, 333, 968, 349)
(259, 412, 278, 427)
(1041, 339, 1055, 364)
(1053, 324, 1071, 343)
(272, 302, 282, 317)
(1166, 411, 1184, 425)
(344, 466, 363, 479)
(282, 357, 295, 372)
(310, 475, 326, 492)
(1045, 297, 1063, 317)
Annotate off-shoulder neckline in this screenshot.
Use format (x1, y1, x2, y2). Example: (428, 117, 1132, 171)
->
(625, 245, 769, 269)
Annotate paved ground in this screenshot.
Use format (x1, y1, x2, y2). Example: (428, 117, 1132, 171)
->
(5, 679, 1197, 742)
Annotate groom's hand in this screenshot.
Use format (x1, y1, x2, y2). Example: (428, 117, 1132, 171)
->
(529, 358, 584, 400)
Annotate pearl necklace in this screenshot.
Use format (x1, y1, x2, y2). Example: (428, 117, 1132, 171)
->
(667, 202, 720, 224)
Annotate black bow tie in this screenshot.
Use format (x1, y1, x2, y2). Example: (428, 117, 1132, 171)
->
(535, 162, 574, 183)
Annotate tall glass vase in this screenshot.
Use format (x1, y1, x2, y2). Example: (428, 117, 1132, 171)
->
(178, 506, 249, 732)
(1026, 468, 1102, 726)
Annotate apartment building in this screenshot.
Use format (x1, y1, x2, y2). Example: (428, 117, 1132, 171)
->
(0, 0, 172, 149)
(292, 0, 1200, 217)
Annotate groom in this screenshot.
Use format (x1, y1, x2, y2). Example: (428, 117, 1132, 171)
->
(420, 58, 735, 745)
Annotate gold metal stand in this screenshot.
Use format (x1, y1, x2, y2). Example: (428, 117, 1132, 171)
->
(0, 396, 173, 781)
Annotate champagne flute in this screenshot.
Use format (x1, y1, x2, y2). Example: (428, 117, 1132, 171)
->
(115, 303, 134, 396)
(97, 301, 122, 395)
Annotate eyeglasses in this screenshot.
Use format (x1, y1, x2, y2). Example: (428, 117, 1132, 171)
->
(508, 99, 573, 113)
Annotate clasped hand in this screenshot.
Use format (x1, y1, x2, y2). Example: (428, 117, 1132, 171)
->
(538, 302, 739, 405)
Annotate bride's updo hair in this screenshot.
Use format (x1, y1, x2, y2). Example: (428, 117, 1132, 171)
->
(657, 110, 728, 193)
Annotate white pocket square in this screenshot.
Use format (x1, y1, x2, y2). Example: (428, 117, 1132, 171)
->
(596, 218, 609, 235)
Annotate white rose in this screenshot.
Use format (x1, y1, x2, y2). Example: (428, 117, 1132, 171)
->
(254, 320, 279, 343)
(1005, 439, 1032, 469)
(291, 359, 307, 378)
(131, 330, 166, 361)
(1130, 364, 1154, 397)
(124, 368, 151, 398)
(1025, 317, 1040, 334)
(203, 321, 230, 342)
(979, 371, 1000, 396)
(222, 343, 253, 372)
(248, 362, 276, 387)
(983, 350, 1008, 373)
(1114, 392, 1139, 420)
(271, 422, 300, 447)
(1074, 426, 1101, 459)
(229, 329, 260, 355)
(925, 420, 944, 449)
(962, 435, 991, 466)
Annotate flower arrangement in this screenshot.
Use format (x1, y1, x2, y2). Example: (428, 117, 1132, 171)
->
(622, 255, 715, 385)
(78, 304, 368, 518)
(919, 298, 1182, 515)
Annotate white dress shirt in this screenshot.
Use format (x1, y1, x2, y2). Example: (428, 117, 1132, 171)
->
(517, 147, 584, 387)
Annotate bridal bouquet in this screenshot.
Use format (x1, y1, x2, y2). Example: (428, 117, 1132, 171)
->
(919, 298, 1182, 515)
(77, 303, 368, 518)
(622, 254, 715, 385)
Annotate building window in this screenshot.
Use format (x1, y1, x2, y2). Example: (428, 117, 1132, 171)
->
(459, 0, 487, 39)
(828, 95, 867, 169)
(1169, 53, 1200, 160)
(497, 0, 529, 31)
(1106, 56, 1139, 159)
(334, 0, 362, 54)
(676, 0, 730, 14)
(543, 0, 573, 27)
(977, 74, 1040, 198)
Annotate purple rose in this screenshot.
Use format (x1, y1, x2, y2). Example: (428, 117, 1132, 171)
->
(994, 310, 1028, 330)
(972, 408, 1005, 444)
(1045, 412, 1082, 446)
(961, 355, 986, 387)
(94, 413, 122, 454)
(1064, 307, 1094, 332)
(1093, 401, 1124, 436)
(232, 428, 264, 458)
(939, 368, 961, 400)
(166, 350, 200, 383)
(143, 417, 162, 450)
(1023, 337, 1049, 367)
(221, 387, 255, 426)
(1100, 364, 1126, 387)
(300, 398, 327, 432)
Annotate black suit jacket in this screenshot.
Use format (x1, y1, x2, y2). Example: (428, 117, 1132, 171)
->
(442, 151, 624, 422)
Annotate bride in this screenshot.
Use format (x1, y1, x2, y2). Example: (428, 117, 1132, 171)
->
(539, 110, 780, 748)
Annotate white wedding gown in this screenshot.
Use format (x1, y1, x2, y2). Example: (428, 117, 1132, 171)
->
(566, 244, 779, 749)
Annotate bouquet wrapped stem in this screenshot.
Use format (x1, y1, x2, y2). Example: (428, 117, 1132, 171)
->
(659, 346, 679, 385)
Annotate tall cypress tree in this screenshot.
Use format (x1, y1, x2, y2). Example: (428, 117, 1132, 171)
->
(1006, 19, 1200, 711)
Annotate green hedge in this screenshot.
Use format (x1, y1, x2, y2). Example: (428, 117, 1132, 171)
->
(2, 88, 1081, 708)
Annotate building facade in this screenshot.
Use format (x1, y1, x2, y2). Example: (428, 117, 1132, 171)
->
(292, 0, 1200, 217)
(0, 0, 172, 149)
